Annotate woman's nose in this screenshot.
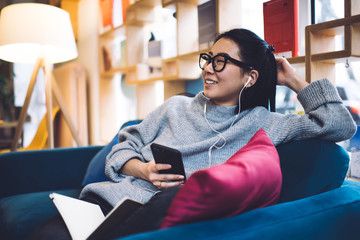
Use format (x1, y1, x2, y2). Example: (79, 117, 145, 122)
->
(203, 61, 215, 73)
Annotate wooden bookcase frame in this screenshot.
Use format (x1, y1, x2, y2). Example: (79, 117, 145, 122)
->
(305, 0, 360, 83)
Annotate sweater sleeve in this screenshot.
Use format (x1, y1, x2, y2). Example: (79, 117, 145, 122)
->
(104, 96, 184, 182)
(267, 78, 357, 145)
(105, 102, 167, 181)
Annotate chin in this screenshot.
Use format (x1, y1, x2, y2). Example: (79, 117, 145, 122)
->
(203, 91, 212, 99)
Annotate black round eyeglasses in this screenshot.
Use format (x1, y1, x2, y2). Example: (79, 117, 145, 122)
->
(199, 53, 253, 72)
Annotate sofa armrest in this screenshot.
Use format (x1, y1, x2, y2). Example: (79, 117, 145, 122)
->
(0, 146, 102, 198)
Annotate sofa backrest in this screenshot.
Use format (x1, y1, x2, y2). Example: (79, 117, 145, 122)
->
(0, 146, 102, 198)
(277, 139, 349, 203)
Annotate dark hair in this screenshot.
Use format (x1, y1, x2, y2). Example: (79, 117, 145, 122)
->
(215, 28, 277, 112)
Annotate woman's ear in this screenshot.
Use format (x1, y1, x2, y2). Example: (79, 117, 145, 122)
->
(247, 70, 259, 88)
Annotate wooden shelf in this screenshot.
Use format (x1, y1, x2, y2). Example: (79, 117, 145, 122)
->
(126, 76, 164, 85)
(133, 0, 162, 8)
(306, 14, 360, 32)
(161, 0, 198, 8)
(162, 74, 200, 81)
(126, 0, 161, 24)
(310, 50, 351, 62)
(305, 10, 360, 83)
(100, 48, 206, 83)
(165, 48, 210, 61)
(287, 56, 305, 64)
(100, 67, 129, 77)
(99, 24, 126, 38)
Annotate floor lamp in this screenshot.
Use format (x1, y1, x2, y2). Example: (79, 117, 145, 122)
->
(0, 3, 82, 151)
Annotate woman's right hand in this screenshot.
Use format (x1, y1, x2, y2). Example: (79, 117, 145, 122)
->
(121, 158, 184, 190)
(144, 160, 185, 189)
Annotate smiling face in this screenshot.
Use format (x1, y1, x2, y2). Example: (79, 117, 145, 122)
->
(202, 38, 251, 106)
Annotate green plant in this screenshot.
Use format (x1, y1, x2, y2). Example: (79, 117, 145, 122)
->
(0, 60, 15, 121)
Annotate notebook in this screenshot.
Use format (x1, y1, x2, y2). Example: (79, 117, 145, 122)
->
(50, 193, 143, 240)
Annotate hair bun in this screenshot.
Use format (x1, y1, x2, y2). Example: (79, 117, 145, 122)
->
(268, 45, 275, 53)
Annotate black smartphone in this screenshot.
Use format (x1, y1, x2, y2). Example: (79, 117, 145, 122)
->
(150, 143, 186, 181)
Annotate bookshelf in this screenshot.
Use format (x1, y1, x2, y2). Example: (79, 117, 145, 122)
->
(97, 0, 303, 139)
(97, 0, 360, 141)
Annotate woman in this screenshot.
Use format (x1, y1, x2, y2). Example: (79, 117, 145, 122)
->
(81, 28, 355, 204)
(30, 28, 356, 239)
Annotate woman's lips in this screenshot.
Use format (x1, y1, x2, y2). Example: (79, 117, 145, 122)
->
(205, 79, 218, 85)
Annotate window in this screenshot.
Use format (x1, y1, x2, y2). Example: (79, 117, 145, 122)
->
(313, 0, 344, 24)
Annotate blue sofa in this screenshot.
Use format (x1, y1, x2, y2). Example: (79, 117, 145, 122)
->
(1, 121, 360, 239)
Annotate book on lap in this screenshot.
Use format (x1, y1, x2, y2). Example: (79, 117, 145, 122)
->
(49, 193, 143, 240)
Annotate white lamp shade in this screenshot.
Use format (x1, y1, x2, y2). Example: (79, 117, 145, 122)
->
(0, 3, 78, 64)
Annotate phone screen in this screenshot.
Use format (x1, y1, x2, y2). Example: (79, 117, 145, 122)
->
(150, 143, 186, 181)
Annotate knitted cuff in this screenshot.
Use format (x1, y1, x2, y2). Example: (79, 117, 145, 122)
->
(297, 78, 342, 113)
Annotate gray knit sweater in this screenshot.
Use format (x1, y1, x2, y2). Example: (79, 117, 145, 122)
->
(80, 79, 357, 206)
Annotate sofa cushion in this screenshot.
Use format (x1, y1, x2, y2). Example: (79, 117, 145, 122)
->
(81, 135, 116, 186)
(82, 120, 142, 186)
(160, 129, 282, 229)
(276, 139, 350, 203)
(0, 189, 81, 240)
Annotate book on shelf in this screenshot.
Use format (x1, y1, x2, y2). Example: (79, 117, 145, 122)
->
(147, 39, 163, 78)
(99, 0, 113, 30)
(263, 0, 299, 58)
(112, 0, 131, 27)
(119, 39, 126, 68)
(112, 0, 123, 27)
(161, 7, 177, 59)
(102, 45, 112, 71)
(102, 38, 126, 71)
(198, 0, 216, 51)
(49, 192, 143, 240)
(100, 0, 131, 30)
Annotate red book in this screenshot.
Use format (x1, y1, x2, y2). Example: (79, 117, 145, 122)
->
(263, 0, 299, 57)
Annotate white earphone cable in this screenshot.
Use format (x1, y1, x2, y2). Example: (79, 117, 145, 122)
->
(204, 76, 252, 166)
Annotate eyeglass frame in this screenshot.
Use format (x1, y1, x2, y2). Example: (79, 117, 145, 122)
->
(199, 52, 254, 72)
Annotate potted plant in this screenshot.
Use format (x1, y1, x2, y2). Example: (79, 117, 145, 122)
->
(0, 60, 15, 122)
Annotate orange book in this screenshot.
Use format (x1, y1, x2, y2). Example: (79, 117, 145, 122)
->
(99, 0, 113, 28)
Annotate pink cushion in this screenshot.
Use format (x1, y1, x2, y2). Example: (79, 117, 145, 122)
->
(160, 128, 282, 229)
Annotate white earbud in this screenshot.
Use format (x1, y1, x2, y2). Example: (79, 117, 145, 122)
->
(244, 76, 252, 88)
